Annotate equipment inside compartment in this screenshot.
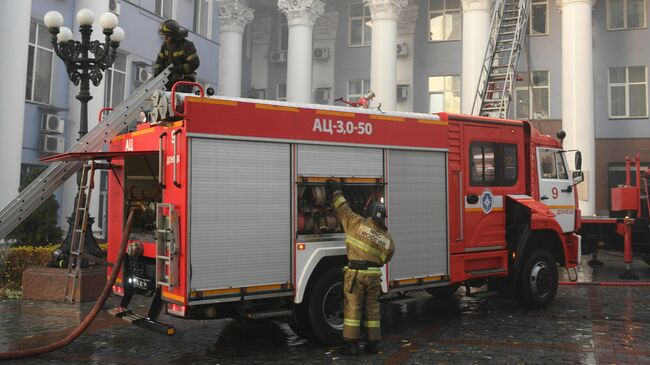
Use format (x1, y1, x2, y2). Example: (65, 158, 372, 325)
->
(296, 181, 384, 236)
(123, 155, 162, 241)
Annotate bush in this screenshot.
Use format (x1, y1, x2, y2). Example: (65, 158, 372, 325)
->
(0, 243, 109, 296)
(0, 245, 58, 290)
(7, 167, 63, 246)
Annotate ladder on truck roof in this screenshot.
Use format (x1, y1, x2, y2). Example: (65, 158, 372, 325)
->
(472, 0, 531, 118)
(0, 67, 171, 241)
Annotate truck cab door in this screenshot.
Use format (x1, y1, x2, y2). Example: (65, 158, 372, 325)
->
(457, 125, 507, 253)
(537, 148, 576, 233)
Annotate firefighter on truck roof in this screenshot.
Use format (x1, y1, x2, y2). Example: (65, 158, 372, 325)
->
(154, 19, 200, 93)
(327, 180, 396, 356)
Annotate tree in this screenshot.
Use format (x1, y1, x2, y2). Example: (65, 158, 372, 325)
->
(8, 167, 62, 246)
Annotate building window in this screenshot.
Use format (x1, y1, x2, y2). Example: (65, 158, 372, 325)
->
(530, 0, 548, 35)
(347, 79, 370, 101)
(194, 0, 212, 39)
(155, 0, 174, 18)
(277, 84, 286, 101)
(104, 52, 127, 107)
(25, 21, 54, 104)
(515, 71, 550, 119)
(428, 75, 460, 113)
(429, 0, 461, 41)
(280, 15, 288, 51)
(349, 3, 372, 47)
(608, 0, 646, 29)
(609, 66, 647, 118)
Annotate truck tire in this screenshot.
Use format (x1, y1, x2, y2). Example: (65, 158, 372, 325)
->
(424, 284, 459, 299)
(307, 266, 344, 346)
(516, 249, 558, 310)
(289, 302, 316, 340)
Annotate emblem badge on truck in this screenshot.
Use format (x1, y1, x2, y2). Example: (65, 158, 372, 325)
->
(481, 191, 493, 214)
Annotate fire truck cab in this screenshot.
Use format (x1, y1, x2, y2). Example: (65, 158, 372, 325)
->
(106, 92, 581, 345)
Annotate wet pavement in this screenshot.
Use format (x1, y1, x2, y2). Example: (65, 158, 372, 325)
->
(1, 252, 649, 365)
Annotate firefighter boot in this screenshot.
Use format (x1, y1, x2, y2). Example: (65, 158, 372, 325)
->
(365, 341, 379, 354)
(343, 341, 359, 356)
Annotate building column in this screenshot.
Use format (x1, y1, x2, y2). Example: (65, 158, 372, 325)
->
(0, 1, 31, 210)
(461, 0, 491, 114)
(278, 0, 324, 103)
(365, 0, 407, 112)
(217, 0, 254, 97)
(558, 0, 596, 215)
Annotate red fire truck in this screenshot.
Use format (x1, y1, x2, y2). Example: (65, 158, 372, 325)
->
(103, 90, 582, 345)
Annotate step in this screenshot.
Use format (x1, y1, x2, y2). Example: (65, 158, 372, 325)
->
(246, 309, 293, 320)
(466, 290, 498, 299)
(381, 295, 418, 305)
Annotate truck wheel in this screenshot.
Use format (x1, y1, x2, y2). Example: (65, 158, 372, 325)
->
(307, 266, 344, 346)
(516, 249, 558, 310)
(289, 302, 316, 340)
(425, 284, 459, 299)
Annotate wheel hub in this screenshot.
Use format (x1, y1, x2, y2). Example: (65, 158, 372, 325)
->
(322, 282, 344, 330)
(529, 261, 552, 298)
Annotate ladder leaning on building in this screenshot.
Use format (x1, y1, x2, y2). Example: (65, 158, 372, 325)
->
(472, 0, 532, 118)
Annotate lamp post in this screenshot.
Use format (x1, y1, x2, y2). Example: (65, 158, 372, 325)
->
(44, 9, 125, 139)
(43, 9, 126, 264)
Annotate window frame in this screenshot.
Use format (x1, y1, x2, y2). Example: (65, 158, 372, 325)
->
(276, 83, 287, 101)
(607, 0, 647, 30)
(514, 71, 551, 120)
(469, 142, 519, 187)
(529, 0, 549, 36)
(347, 79, 370, 101)
(194, 0, 213, 39)
(348, 2, 372, 47)
(428, 75, 460, 113)
(155, 0, 175, 19)
(608, 66, 648, 119)
(428, 0, 462, 42)
(25, 20, 54, 105)
(104, 52, 128, 108)
(279, 14, 288, 51)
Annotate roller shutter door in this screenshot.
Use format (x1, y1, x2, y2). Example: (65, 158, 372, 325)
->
(189, 138, 291, 290)
(388, 150, 448, 280)
(297, 144, 383, 177)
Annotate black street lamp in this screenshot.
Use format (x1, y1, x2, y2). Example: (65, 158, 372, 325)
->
(44, 9, 125, 139)
(43, 9, 126, 264)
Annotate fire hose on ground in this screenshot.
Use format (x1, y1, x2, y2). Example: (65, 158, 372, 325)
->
(0, 208, 136, 360)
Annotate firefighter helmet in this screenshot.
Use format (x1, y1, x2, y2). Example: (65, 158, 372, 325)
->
(159, 19, 187, 39)
(367, 201, 386, 223)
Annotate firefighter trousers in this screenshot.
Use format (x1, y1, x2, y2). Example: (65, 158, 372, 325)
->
(342, 267, 382, 342)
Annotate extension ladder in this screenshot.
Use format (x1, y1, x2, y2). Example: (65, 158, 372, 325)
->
(0, 67, 171, 240)
(63, 162, 96, 303)
(472, 0, 531, 118)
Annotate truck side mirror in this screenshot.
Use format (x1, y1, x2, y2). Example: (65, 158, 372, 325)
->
(575, 151, 582, 171)
(572, 171, 584, 184)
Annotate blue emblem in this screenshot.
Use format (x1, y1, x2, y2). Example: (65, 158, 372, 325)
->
(481, 191, 493, 214)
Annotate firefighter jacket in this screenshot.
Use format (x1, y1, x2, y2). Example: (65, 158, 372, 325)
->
(154, 39, 200, 89)
(332, 191, 395, 268)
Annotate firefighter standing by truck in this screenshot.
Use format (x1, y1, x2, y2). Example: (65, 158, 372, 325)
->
(154, 19, 200, 93)
(327, 180, 396, 356)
